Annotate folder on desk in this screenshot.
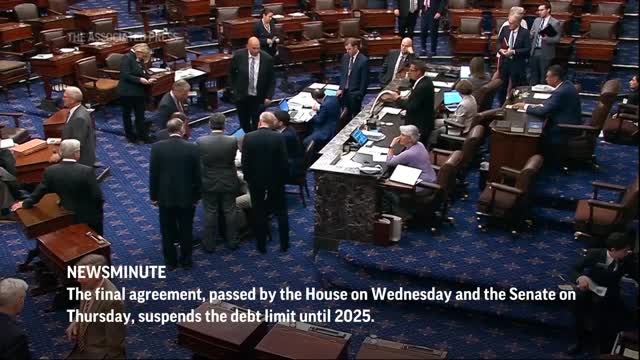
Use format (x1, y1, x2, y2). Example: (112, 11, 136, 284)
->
(13, 139, 47, 156)
(389, 165, 422, 186)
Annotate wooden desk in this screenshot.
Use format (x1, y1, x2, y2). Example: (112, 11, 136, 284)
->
(574, 38, 618, 72)
(24, 15, 75, 34)
(73, 8, 118, 32)
(177, 302, 269, 358)
(167, 0, 210, 26)
(279, 40, 324, 63)
(38, 223, 111, 279)
(363, 35, 401, 57)
(264, 0, 301, 13)
(15, 193, 75, 239)
(0, 22, 32, 43)
(358, 9, 395, 35)
(30, 51, 85, 100)
(217, 0, 253, 17)
(356, 337, 448, 359)
(447, 9, 483, 30)
(222, 17, 257, 49)
(555, 36, 575, 66)
(14, 144, 57, 184)
(147, 70, 175, 97)
(255, 322, 351, 359)
(580, 13, 621, 33)
(450, 33, 489, 56)
(312, 9, 352, 33)
(274, 14, 311, 38)
(43, 109, 68, 139)
(79, 39, 130, 65)
(191, 53, 232, 79)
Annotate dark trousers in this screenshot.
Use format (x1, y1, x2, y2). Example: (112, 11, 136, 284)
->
(342, 91, 363, 118)
(236, 96, 263, 133)
(77, 209, 104, 236)
(121, 96, 147, 140)
(159, 206, 195, 266)
(202, 191, 238, 251)
(573, 290, 624, 352)
(420, 9, 440, 54)
(497, 60, 527, 106)
(529, 50, 551, 86)
(398, 12, 418, 39)
(248, 184, 289, 252)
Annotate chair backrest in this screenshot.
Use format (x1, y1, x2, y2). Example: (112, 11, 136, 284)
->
(263, 3, 284, 15)
(475, 78, 503, 112)
(599, 79, 620, 109)
(589, 21, 616, 40)
(515, 154, 543, 191)
(448, 0, 468, 9)
(105, 53, 124, 71)
(75, 56, 99, 82)
(48, 0, 68, 14)
(501, 0, 521, 9)
(620, 177, 639, 223)
(338, 18, 360, 38)
(351, 0, 368, 10)
(315, 0, 335, 10)
(303, 21, 324, 39)
(460, 125, 485, 168)
(549, 0, 571, 12)
(459, 17, 481, 34)
(14, 4, 39, 21)
(40, 28, 65, 43)
(216, 7, 239, 24)
(494, 17, 507, 34)
(436, 150, 463, 193)
(92, 19, 115, 37)
(164, 38, 187, 60)
(40, 28, 68, 51)
(589, 102, 609, 130)
(596, 2, 622, 15)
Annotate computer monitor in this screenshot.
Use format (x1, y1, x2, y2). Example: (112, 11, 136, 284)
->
(279, 100, 289, 111)
(351, 127, 368, 146)
(460, 66, 471, 79)
(443, 91, 462, 106)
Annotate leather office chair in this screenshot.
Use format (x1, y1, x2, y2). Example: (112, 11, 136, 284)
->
(215, 7, 239, 51)
(603, 104, 639, 144)
(13, 4, 39, 21)
(476, 154, 544, 233)
(451, 16, 486, 57)
(337, 18, 363, 38)
(0, 112, 30, 144)
(162, 37, 201, 69)
(472, 78, 503, 112)
(48, 0, 80, 15)
(448, 0, 469, 9)
(303, 21, 330, 40)
(549, 0, 571, 13)
(557, 101, 609, 168)
(587, 21, 617, 40)
(286, 140, 315, 207)
(595, 2, 623, 16)
(103, 53, 124, 80)
(74, 56, 119, 107)
(490, 0, 520, 20)
(575, 21, 618, 72)
(315, 0, 335, 10)
(263, 3, 285, 15)
(38, 28, 69, 53)
(91, 19, 127, 39)
(0, 53, 31, 99)
(597, 78, 621, 111)
(574, 177, 639, 241)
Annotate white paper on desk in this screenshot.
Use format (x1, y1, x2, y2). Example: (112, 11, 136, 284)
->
(324, 84, 340, 90)
(272, 14, 285, 19)
(532, 84, 554, 92)
(148, 67, 167, 73)
(370, 145, 388, 154)
(380, 106, 402, 115)
(389, 165, 422, 186)
(533, 93, 552, 100)
(291, 109, 315, 123)
(623, 348, 639, 359)
(31, 54, 54, 60)
(175, 68, 206, 81)
(426, 72, 439, 78)
(89, 41, 106, 46)
(586, 278, 607, 297)
(308, 83, 326, 89)
(288, 12, 305, 16)
(400, 90, 411, 97)
(373, 152, 388, 163)
(434, 88, 441, 93)
(288, 92, 316, 108)
(433, 81, 455, 88)
(0, 138, 15, 149)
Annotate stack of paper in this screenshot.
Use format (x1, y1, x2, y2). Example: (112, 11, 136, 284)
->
(533, 93, 552, 100)
(0, 138, 15, 149)
(532, 84, 554, 92)
(288, 92, 316, 108)
(389, 165, 422, 186)
(433, 81, 455, 88)
(31, 54, 54, 60)
(308, 83, 325, 89)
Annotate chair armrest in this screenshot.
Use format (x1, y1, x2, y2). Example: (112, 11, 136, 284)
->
(592, 181, 626, 192)
(444, 119, 465, 128)
(618, 113, 638, 121)
(99, 69, 120, 77)
(499, 166, 520, 178)
(324, 32, 336, 38)
(186, 49, 202, 56)
(166, 54, 180, 61)
(68, 5, 82, 10)
(432, 165, 441, 172)
(619, 103, 638, 113)
(489, 182, 523, 195)
(81, 74, 100, 82)
(0, 50, 26, 58)
(432, 148, 454, 156)
(381, 179, 415, 191)
(440, 133, 465, 142)
(557, 123, 599, 132)
(48, 9, 64, 15)
(587, 199, 623, 211)
(416, 181, 441, 191)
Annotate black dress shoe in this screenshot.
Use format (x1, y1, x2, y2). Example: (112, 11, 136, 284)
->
(566, 344, 582, 355)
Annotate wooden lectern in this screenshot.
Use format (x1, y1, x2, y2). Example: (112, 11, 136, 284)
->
(15, 193, 75, 239)
(356, 336, 448, 359)
(14, 144, 58, 184)
(43, 109, 68, 139)
(255, 322, 351, 359)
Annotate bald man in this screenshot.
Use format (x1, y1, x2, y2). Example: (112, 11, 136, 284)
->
(379, 38, 415, 85)
(230, 37, 276, 133)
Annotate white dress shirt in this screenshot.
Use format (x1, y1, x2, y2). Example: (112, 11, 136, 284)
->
(248, 50, 260, 96)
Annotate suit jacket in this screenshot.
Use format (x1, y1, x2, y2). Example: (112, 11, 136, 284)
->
(309, 96, 340, 143)
(196, 132, 240, 194)
(497, 26, 531, 73)
(452, 94, 478, 133)
(571, 249, 636, 299)
(0, 313, 30, 360)
(241, 127, 288, 189)
(22, 161, 103, 227)
(526, 81, 582, 145)
(396, 0, 422, 17)
(154, 92, 182, 129)
(397, 75, 435, 142)
(68, 279, 125, 359)
(339, 52, 369, 98)
(421, 0, 446, 15)
(0, 148, 16, 176)
(253, 20, 278, 57)
(379, 49, 415, 85)
(117, 51, 146, 97)
(150, 136, 201, 208)
(63, 106, 96, 167)
(230, 49, 275, 102)
(281, 126, 303, 178)
(529, 16, 561, 58)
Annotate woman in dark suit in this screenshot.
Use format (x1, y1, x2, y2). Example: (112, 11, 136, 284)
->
(253, 8, 279, 57)
(117, 43, 154, 143)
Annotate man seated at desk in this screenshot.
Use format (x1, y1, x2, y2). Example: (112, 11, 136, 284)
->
(303, 89, 340, 153)
(12, 139, 105, 235)
(379, 37, 415, 86)
(273, 111, 303, 179)
(154, 80, 190, 130)
(50, 86, 96, 168)
(512, 65, 581, 161)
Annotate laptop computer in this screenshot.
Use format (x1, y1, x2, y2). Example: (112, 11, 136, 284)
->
(443, 91, 462, 112)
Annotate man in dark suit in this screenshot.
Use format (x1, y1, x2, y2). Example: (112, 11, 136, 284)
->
(13, 139, 104, 235)
(379, 37, 415, 86)
(1, 148, 18, 218)
(496, 13, 531, 105)
(0, 278, 31, 360)
(394, 0, 421, 39)
(420, 0, 446, 56)
(196, 113, 241, 252)
(273, 111, 303, 179)
(385, 60, 435, 145)
(117, 44, 154, 143)
(230, 37, 276, 133)
(149, 119, 201, 270)
(50, 86, 96, 168)
(529, 2, 561, 85)
(337, 38, 369, 117)
(568, 233, 637, 355)
(514, 65, 581, 160)
(154, 80, 190, 129)
(253, 8, 279, 57)
(303, 89, 339, 151)
(241, 112, 289, 253)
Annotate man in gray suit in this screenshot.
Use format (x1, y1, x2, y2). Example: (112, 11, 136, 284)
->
(51, 87, 96, 167)
(196, 113, 241, 252)
(529, 2, 561, 85)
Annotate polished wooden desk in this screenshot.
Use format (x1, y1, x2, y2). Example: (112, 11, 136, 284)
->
(79, 39, 130, 65)
(274, 14, 311, 37)
(555, 36, 575, 66)
(450, 33, 489, 56)
(73, 8, 119, 32)
(167, 0, 210, 26)
(30, 51, 85, 100)
(279, 40, 324, 63)
(38, 223, 111, 278)
(324, 36, 349, 57)
(358, 9, 395, 35)
(191, 53, 233, 79)
(222, 17, 257, 48)
(177, 302, 269, 358)
(24, 15, 75, 34)
(43, 108, 68, 139)
(14, 144, 57, 184)
(579, 13, 620, 33)
(255, 322, 351, 360)
(312, 9, 352, 33)
(447, 8, 483, 30)
(264, 0, 301, 13)
(0, 22, 32, 43)
(147, 70, 175, 97)
(363, 35, 401, 57)
(217, 0, 253, 17)
(574, 38, 618, 72)
(15, 193, 75, 239)
(355, 337, 448, 359)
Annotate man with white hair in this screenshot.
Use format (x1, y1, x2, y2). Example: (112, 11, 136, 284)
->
(13, 139, 104, 235)
(154, 79, 191, 129)
(496, 11, 531, 105)
(51, 86, 96, 167)
(0, 277, 31, 359)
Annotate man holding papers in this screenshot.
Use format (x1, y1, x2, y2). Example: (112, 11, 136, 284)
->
(529, 2, 561, 85)
(496, 12, 530, 105)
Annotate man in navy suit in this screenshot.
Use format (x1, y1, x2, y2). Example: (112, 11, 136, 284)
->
(337, 38, 369, 117)
(496, 13, 531, 105)
(419, 0, 446, 56)
(304, 89, 340, 151)
(273, 111, 303, 179)
(514, 65, 582, 160)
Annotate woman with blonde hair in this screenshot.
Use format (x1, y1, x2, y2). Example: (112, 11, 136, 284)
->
(117, 43, 154, 143)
